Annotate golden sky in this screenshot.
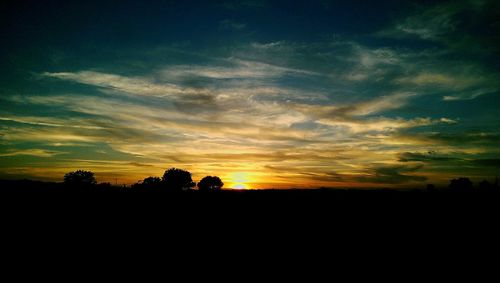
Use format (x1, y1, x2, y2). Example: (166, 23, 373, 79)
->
(1, 0, 499, 188)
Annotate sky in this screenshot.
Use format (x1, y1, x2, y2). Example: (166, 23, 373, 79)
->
(1, 0, 499, 189)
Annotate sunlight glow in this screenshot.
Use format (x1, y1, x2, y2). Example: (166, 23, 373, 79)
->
(228, 172, 251, 190)
(2, 0, 498, 189)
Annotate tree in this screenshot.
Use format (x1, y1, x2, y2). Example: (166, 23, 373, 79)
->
(426, 184, 436, 192)
(162, 168, 195, 191)
(197, 176, 224, 192)
(449, 177, 473, 192)
(63, 170, 97, 187)
(143, 176, 162, 187)
(479, 180, 492, 192)
(131, 176, 162, 191)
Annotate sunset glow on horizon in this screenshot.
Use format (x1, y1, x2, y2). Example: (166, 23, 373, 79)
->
(1, 0, 499, 189)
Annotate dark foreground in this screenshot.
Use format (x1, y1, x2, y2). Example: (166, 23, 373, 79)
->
(2, 179, 499, 211)
(2, 179, 499, 250)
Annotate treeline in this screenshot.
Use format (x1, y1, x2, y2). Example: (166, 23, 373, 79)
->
(64, 167, 223, 192)
(432, 177, 500, 193)
(1, 167, 499, 193)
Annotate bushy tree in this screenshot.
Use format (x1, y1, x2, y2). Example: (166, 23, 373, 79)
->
(197, 176, 224, 192)
(131, 176, 162, 191)
(426, 184, 436, 192)
(63, 170, 97, 187)
(143, 176, 162, 187)
(449, 177, 473, 192)
(162, 168, 195, 191)
(479, 180, 492, 191)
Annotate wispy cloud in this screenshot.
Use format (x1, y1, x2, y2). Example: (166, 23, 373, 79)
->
(160, 58, 316, 80)
(5, 44, 475, 186)
(356, 165, 427, 184)
(443, 88, 498, 101)
(0, 149, 66, 157)
(2, 0, 499, 187)
(377, 1, 487, 41)
(0, 116, 106, 130)
(398, 151, 461, 163)
(219, 19, 247, 31)
(42, 71, 211, 97)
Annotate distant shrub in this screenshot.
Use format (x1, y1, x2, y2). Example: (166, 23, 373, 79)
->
(63, 170, 97, 187)
(198, 176, 224, 192)
(449, 177, 473, 192)
(162, 168, 195, 191)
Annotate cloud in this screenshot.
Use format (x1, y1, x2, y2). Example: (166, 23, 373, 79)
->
(0, 116, 106, 130)
(3, 1, 500, 188)
(160, 58, 315, 80)
(219, 19, 247, 31)
(398, 152, 460, 162)
(325, 42, 404, 82)
(400, 132, 500, 146)
(366, 0, 500, 104)
(377, 1, 479, 41)
(353, 92, 417, 116)
(289, 92, 457, 133)
(439, 118, 458, 124)
(42, 71, 211, 98)
(395, 73, 478, 87)
(471, 159, 500, 168)
(0, 149, 66, 157)
(316, 117, 453, 133)
(443, 88, 498, 101)
(357, 165, 427, 184)
(3, 36, 497, 187)
(292, 92, 416, 119)
(250, 41, 287, 50)
(394, 70, 498, 101)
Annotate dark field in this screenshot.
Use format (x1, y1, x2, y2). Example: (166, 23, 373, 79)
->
(2, 179, 499, 210)
(2, 179, 499, 246)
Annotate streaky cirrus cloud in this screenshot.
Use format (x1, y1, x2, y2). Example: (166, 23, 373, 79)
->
(1, 0, 499, 187)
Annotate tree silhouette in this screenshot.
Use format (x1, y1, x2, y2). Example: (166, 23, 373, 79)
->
(63, 170, 97, 187)
(131, 176, 162, 191)
(479, 180, 492, 192)
(449, 177, 473, 192)
(162, 168, 195, 191)
(143, 176, 161, 187)
(197, 176, 224, 192)
(426, 184, 436, 192)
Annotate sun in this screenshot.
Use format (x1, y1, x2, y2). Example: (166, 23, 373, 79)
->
(232, 184, 247, 190)
(228, 172, 252, 190)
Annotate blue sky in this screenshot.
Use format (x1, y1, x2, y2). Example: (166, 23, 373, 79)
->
(1, 0, 499, 188)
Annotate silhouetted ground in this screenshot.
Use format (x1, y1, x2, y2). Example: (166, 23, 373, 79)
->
(2, 179, 499, 209)
(2, 179, 499, 250)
